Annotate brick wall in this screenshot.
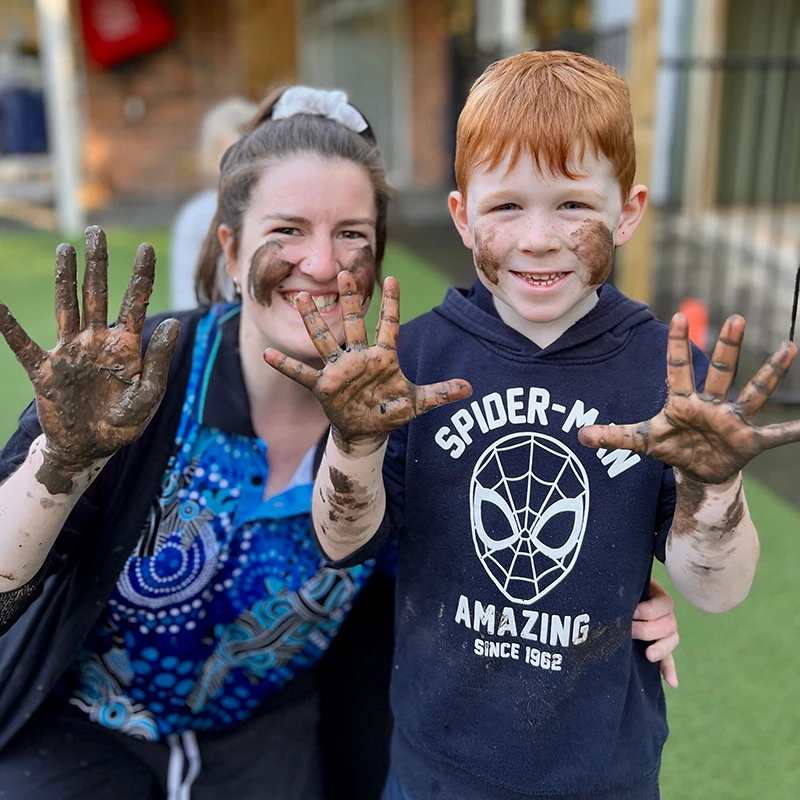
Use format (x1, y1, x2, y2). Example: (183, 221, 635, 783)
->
(79, 0, 296, 200)
(408, 0, 451, 188)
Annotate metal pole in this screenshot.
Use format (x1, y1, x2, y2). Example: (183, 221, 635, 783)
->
(35, 0, 84, 236)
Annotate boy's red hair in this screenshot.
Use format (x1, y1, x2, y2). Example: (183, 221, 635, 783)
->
(454, 51, 636, 200)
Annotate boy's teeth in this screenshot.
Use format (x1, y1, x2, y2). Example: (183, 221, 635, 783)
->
(518, 272, 566, 286)
(283, 293, 339, 311)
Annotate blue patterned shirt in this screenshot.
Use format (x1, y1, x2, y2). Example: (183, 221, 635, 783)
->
(67, 304, 395, 739)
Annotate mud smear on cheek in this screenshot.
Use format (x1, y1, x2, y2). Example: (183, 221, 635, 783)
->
(571, 220, 615, 285)
(472, 228, 501, 285)
(247, 241, 296, 306)
(345, 245, 377, 305)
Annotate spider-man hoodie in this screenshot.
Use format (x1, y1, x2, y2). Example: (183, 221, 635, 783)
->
(333, 279, 709, 800)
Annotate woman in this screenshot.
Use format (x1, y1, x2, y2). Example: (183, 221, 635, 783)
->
(0, 86, 679, 800)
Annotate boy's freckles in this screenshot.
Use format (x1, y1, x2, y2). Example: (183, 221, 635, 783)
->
(570, 219, 615, 286)
(247, 240, 296, 306)
(472, 226, 501, 285)
(345, 244, 377, 304)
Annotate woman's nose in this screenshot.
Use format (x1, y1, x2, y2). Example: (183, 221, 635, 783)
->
(296, 237, 340, 282)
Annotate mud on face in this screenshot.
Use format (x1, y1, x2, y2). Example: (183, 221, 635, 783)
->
(247, 241, 296, 306)
(472, 226, 501, 285)
(345, 244, 377, 306)
(571, 219, 615, 286)
(247, 241, 378, 308)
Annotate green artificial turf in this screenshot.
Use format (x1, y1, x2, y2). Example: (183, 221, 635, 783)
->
(0, 229, 797, 798)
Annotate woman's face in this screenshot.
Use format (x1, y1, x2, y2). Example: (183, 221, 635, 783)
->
(220, 155, 379, 363)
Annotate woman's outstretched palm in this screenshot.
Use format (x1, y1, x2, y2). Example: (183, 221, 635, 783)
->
(264, 272, 472, 446)
(579, 314, 800, 484)
(0, 227, 180, 489)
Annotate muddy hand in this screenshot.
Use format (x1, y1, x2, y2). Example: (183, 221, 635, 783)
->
(264, 272, 472, 449)
(0, 226, 181, 493)
(578, 313, 800, 484)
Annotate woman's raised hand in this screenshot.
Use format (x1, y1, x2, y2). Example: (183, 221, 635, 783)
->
(0, 226, 180, 493)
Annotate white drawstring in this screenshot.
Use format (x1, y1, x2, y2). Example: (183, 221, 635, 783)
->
(167, 730, 202, 800)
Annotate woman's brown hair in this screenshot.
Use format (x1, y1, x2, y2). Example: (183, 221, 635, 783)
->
(195, 86, 389, 305)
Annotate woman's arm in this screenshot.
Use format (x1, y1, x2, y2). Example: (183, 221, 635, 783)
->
(0, 227, 178, 599)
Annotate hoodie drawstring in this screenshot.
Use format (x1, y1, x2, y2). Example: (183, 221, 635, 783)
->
(167, 731, 202, 800)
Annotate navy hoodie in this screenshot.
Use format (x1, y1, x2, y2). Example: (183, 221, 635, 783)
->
(342, 280, 708, 800)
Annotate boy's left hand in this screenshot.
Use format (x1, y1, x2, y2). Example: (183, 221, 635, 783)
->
(578, 313, 800, 484)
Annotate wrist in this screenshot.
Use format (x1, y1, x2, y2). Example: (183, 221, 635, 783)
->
(31, 436, 109, 495)
(329, 426, 387, 457)
(675, 467, 741, 494)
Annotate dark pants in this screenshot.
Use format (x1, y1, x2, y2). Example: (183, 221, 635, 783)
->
(381, 768, 661, 800)
(0, 694, 321, 800)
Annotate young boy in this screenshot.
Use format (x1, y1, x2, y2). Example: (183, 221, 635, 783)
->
(265, 51, 800, 799)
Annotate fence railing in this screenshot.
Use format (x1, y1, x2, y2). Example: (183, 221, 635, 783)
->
(651, 53, 800, 402)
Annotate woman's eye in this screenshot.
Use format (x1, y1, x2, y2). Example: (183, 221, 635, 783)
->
(339, 230, 365, 239)
(274, 227, 299, 236)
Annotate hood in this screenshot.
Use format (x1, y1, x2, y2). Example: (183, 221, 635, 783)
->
(433, 278, 657, 363)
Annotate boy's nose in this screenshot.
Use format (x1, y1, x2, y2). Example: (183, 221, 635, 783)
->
(296, 238, 340, 283)
(518, 219, 562, 255)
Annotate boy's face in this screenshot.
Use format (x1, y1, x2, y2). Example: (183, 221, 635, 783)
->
(449, 151, 646, 326)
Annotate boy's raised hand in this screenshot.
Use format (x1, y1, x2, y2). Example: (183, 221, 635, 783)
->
(264, 272, 472, 448)
(578, 313, 800, 484)
(0, 226, 180, 493)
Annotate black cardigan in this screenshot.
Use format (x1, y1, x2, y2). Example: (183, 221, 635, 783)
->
(0, 308, 394, 799)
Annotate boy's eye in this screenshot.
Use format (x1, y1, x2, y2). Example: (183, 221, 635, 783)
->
(560, 201, 589, 211)
(493, 203, 520, 212)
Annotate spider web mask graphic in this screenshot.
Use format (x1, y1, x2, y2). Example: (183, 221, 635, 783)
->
(469, 432, 590, 605)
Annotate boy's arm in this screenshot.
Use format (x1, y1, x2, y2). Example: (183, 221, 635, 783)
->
(265, 273, 472, 562)
(580, 313, 800, 613)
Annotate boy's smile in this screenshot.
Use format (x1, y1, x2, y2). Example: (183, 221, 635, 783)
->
(450, 150, 646, 345)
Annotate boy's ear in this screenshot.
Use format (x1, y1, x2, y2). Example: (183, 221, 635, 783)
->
(448, 191, 474, 249)
(614, 184, 648, 247)
(218, 224, 239, 279)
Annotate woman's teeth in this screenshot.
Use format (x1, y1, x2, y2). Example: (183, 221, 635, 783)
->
(516, 271, 567, 286)
(282, 292, 339, 312)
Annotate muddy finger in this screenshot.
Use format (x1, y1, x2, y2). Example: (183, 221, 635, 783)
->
(736, 341, 796, 418)
(263, 347, 321, 391)
(578, 422, 650, 453)
(117, 243, 156, 335)
(414, 378, 472, 416)
(296, 292, 342, 363)
(129, 319, 181, 414)
(666, 313, 695, 398)
(0, 301, 46, 379)
(82, 226, 109, 328)
(375, 277, 400, 350)
(338, 270, 367, 350)
(702, 315, 744, 401)
(55, 243, 79, 340)
(756, 415, 800, 451)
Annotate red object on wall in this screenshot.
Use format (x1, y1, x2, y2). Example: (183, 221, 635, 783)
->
(80, 0, 176, 68)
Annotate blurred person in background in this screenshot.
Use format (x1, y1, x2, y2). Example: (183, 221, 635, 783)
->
(0, 85, 679, 800)
(169, 97, 257, 310)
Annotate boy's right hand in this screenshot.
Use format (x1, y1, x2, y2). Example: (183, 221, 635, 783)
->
(0, 226, 180, 494)
(264, 272, 472, 451)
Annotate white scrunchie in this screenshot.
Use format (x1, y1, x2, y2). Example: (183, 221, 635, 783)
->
(271, 86, 369, 133)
